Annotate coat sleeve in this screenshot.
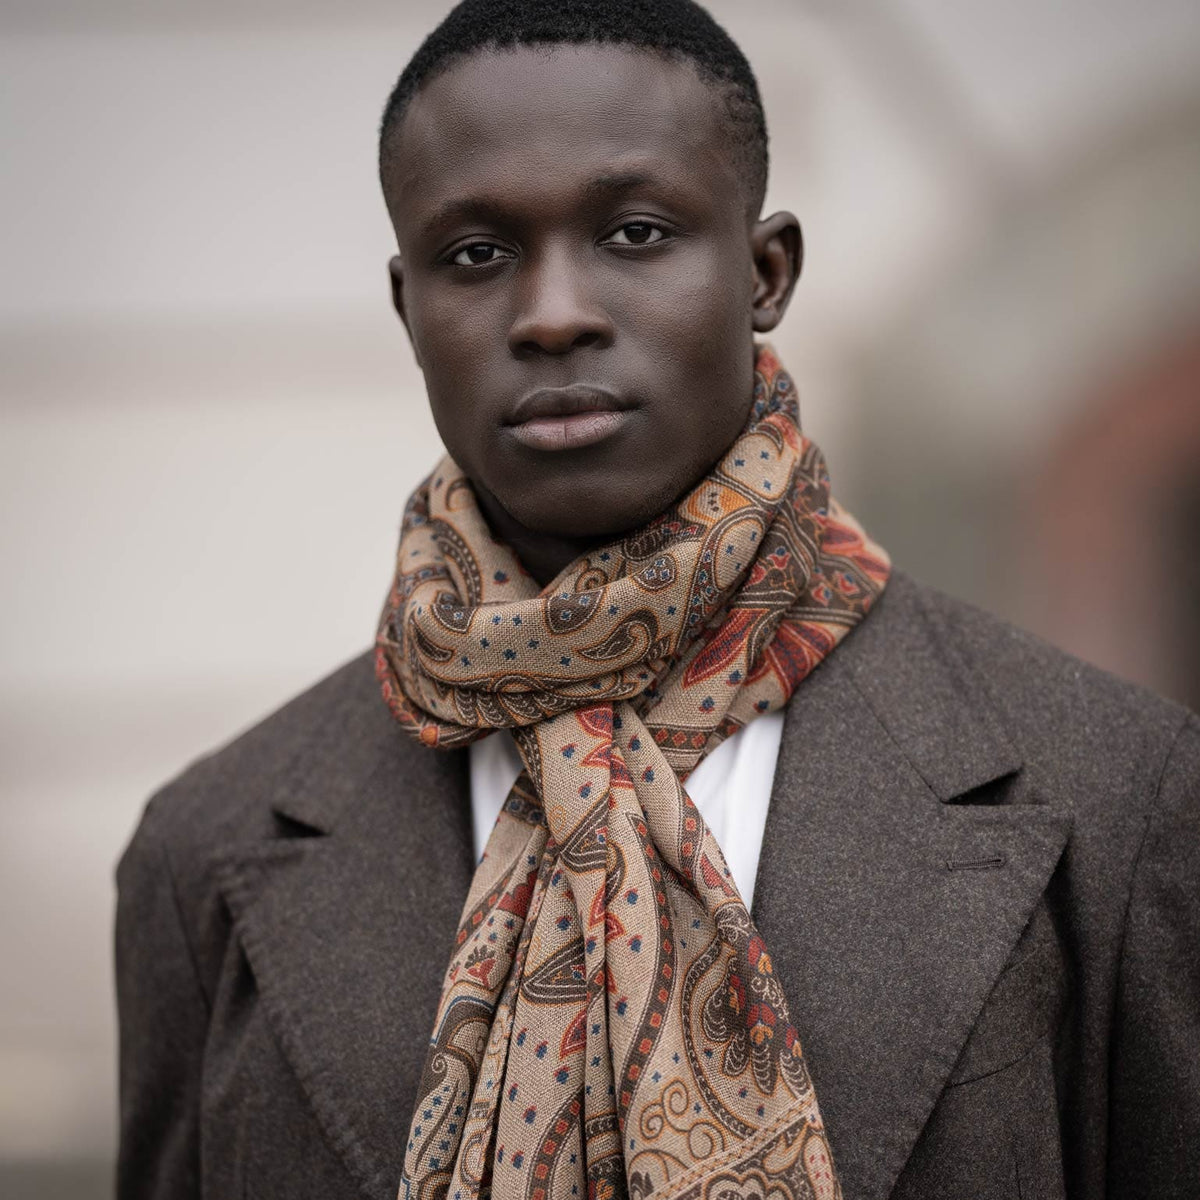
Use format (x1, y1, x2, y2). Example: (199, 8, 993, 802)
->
(115, 796, 210, 1200)
(1108, 713, 1200, 1198)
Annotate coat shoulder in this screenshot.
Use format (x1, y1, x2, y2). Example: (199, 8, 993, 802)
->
(120, 650, 392, 876)
(869, 570, 1195, 809)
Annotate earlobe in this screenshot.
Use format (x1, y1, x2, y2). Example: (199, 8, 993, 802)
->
(389, 255, 421, 365)
(750, 212, 803, 333)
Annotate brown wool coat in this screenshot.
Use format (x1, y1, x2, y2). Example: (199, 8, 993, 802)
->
(115, 571, 1200, 1200)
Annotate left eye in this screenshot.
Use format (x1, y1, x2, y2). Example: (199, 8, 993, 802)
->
(451, 243, 512, 266)
(605, 222, 665, 246)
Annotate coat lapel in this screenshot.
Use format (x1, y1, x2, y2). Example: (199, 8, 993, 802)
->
(212, 695, 474, 1200)
(752, 573, 1071, 1200)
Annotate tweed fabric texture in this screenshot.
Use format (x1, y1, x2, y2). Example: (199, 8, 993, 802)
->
(375, 348, 890, 1200)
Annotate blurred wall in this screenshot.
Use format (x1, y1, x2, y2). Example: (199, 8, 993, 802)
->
(2, 1, 1199, 1194)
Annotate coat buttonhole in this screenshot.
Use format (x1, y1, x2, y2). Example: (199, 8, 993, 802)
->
(946, 854, 1007, 872)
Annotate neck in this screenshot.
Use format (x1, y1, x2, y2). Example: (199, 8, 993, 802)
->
(473, 484, 607, 588)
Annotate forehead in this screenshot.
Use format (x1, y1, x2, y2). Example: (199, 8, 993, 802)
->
(382, 44, 742, 232)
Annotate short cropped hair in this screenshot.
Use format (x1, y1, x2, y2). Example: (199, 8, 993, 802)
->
(378, 0, 769, 215)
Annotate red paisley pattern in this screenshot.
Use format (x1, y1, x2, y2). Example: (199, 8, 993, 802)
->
(377, 347, 889, 1200)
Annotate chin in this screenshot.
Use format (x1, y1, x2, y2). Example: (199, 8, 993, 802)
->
(508, 501, 647, 541)
(501, 477, 675, 542)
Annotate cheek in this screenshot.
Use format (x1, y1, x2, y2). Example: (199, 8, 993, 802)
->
(407, 277, 498, 365)
(621, 245, 753, 369)
(403, 279, 503, 458)
(627, 246, 756, 431)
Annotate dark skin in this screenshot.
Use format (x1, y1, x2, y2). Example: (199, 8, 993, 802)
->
(381, 44, 801, 585)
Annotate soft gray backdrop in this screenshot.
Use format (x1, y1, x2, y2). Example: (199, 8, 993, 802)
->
(2, 1, 1199, 1195)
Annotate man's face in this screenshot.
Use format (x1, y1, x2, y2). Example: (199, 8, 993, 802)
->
(382, 44, 797, 539)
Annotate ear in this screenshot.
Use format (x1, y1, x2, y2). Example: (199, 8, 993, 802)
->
(749, 211, 802, 333)
(388, 255, 421, 366)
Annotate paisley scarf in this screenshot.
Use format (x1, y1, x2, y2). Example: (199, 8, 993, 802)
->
(376, 347, 889, 1200)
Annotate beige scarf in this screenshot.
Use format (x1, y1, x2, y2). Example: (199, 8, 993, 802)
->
(377, 346, 889, 1200)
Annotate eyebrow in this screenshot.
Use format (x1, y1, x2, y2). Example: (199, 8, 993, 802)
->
(419, 170, 664, 239)
(582, 171, 655, 199)
(420, 197, 513, 240)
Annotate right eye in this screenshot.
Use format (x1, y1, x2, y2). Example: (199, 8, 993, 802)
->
(450, 242, 513, 266)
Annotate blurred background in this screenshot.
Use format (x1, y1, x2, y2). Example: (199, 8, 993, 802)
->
(2, 0, 1199, 1194)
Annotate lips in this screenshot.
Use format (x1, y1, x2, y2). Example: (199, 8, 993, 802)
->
(505, 385, 636, 452)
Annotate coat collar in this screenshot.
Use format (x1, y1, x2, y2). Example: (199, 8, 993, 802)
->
(212, 682, 475, 1200)
(214, 572, 1069, 1200)
(753, 571, 1069, 1200)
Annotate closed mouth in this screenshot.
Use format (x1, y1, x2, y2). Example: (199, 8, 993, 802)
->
(506, 385, 634, 424)
(505, 386, 637, 452)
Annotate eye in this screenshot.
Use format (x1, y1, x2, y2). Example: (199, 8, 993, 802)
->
(450, 242, 513, 267)
(604, 222, 667, 247)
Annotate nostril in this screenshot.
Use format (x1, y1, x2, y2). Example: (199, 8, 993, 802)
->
(509, 321, 611, 358)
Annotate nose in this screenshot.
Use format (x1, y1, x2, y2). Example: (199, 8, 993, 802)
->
(507, 244, 614, 357)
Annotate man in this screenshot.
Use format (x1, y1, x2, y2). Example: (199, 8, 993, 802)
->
(115, 2, 1200, 1198)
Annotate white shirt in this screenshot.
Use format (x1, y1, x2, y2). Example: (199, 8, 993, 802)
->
(468, 712, 784, 909)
